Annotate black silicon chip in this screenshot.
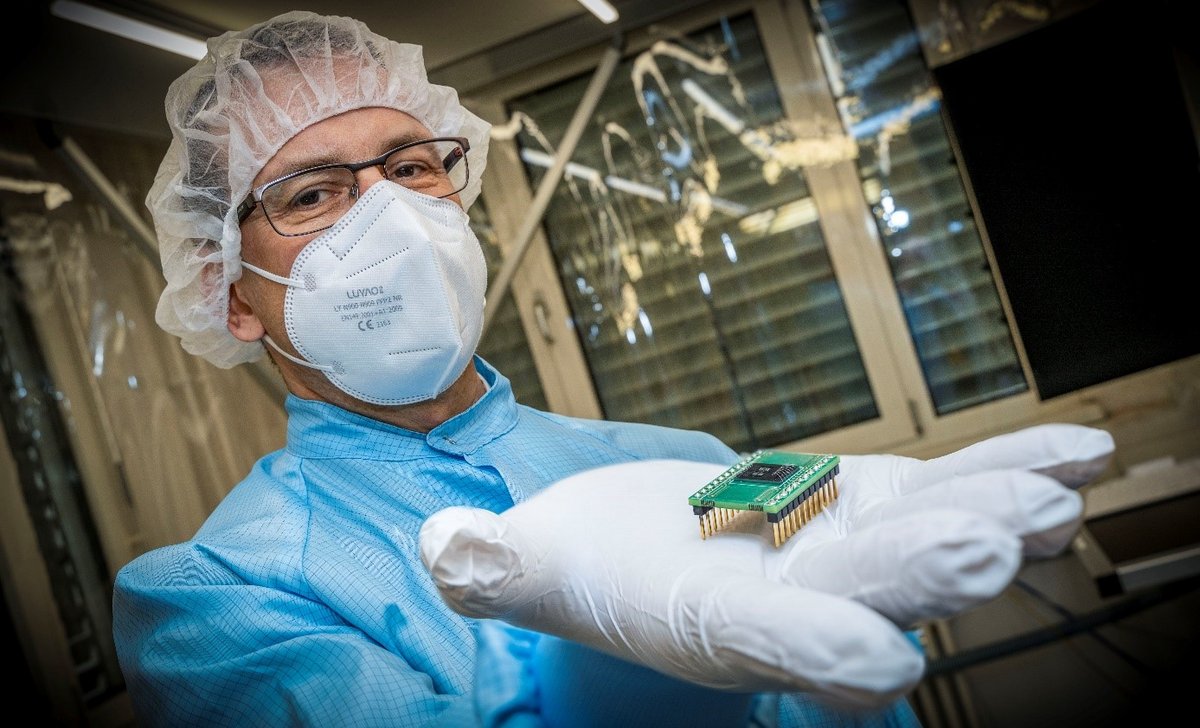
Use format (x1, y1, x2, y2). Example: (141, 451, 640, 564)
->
(735, 463, 797, 483)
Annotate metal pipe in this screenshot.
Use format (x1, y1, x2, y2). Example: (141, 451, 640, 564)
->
(54, 135, 161, 263)
(481, 34, 624, 336)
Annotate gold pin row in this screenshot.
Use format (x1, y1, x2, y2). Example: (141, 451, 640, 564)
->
(698, 507, 744, 539)
(771, 478, 840, 548)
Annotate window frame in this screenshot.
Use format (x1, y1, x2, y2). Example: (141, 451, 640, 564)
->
(462, 0, 1196, 458)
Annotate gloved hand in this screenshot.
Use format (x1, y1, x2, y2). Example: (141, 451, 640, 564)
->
(419, 423, 1113, 709)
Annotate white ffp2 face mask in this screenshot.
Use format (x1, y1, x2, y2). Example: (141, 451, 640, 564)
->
(241, 181, 487, 406)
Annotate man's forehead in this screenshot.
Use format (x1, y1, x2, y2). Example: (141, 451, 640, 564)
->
(253, 107, 431, 185)
(245, 52, 432, 184)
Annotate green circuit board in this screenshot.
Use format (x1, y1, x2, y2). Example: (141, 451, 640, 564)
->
(688, 450, 840, 547)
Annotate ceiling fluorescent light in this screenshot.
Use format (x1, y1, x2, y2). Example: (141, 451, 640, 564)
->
(577, 0, 619, 24)
(50, 0, 207, 60)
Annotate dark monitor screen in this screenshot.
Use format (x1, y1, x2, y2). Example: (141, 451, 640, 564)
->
(933, 0, 1200, 399)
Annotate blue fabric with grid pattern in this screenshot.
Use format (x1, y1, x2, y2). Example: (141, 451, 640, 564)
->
(112, 356, 920, 727)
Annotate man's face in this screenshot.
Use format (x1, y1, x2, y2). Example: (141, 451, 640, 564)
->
(228, 106, 461, 405)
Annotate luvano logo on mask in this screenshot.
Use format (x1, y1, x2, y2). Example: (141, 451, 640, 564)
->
(347, 286, 385, 299)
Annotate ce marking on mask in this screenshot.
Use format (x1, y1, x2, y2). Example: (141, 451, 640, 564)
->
(334, 287, 404, 332)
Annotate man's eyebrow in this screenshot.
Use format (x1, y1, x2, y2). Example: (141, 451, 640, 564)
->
(380, 131, 428, 150)
(274, 152, 346, 178)
(269, 132, 432, 179)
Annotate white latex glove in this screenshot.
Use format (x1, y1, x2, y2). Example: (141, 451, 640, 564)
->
(419, 423, 1113, 708)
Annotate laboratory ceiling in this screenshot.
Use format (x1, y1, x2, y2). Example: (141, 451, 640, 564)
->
(1, 0, 710, 140)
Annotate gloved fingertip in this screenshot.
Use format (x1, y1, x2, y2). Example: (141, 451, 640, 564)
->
(1026, 422, 1112, 451)
(1083, 426, 1116, 453)
(1059, 422, 1115, 458)
(1031, 425, 1115, 488)
(906, 513, 1021, 613)
(1015, 477, 1084, 556)
(1021, 481, 1083, 534)
(419, 507, 524, 617)
(1024, 520, 1083, 558)
(1034, 453, 1113, 489)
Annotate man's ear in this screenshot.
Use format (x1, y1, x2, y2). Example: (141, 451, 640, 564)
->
(227, 281, 266, 342)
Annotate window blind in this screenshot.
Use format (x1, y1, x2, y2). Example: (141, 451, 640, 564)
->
(509, 13, 878, 451)
(815, 0, 1028, 413)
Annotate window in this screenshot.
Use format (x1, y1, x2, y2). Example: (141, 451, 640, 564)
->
(811, 0, 1027, 413)
(463, 0, 1194, 457)
(507, 13, 879, 451)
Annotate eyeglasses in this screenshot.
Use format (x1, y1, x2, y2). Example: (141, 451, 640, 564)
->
(236, 137, 470, 237)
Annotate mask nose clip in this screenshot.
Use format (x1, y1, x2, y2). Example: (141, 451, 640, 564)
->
(349, 162, 394, 203)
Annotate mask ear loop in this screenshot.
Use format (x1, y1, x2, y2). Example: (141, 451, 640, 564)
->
(260, 335, 336, 373)
(240, 262, 336, 374)
(241, 261, 303, 287)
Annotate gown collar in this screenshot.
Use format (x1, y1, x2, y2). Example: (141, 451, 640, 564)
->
(285, 356, 519, 460)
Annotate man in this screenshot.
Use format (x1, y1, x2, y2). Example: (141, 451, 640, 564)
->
(114, 10, 1114, 727)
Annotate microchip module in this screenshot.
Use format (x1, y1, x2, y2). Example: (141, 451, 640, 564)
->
(688, 450, 840, 547)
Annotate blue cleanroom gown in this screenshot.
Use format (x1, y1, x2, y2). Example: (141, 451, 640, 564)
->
(113, 356, 919, 727)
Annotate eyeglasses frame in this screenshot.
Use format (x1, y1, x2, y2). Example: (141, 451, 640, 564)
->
(235, 135, 471, 237)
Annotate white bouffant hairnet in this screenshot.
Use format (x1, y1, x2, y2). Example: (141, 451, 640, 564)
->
(148, 10, 491, 368)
